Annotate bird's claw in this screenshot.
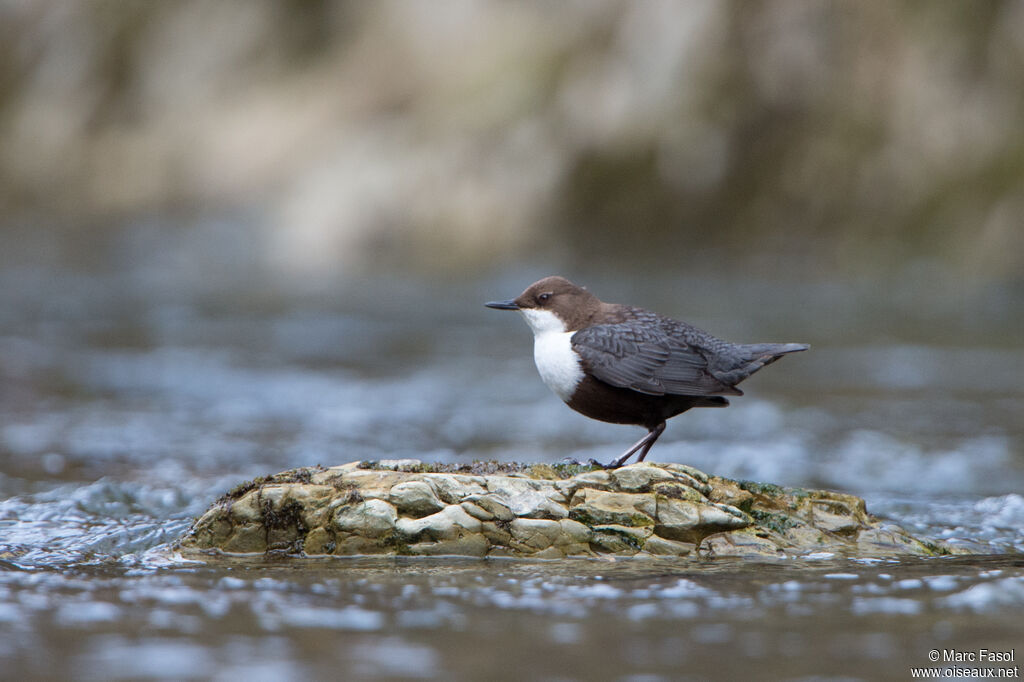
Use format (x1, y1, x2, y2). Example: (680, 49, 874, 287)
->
(560, 456, 621, 469)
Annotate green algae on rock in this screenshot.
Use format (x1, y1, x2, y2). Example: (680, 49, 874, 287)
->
(179, 460, 964, 560)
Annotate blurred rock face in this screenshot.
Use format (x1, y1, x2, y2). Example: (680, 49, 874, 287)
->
(1, 1, 1022, 279)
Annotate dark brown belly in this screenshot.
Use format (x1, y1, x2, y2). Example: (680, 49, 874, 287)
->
(565, 375, 729, 429)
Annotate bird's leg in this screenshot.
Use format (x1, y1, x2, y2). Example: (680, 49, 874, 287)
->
(634, 421, 666, 463)
(590, 430, 655, 469)
(592, 421, 667, 469)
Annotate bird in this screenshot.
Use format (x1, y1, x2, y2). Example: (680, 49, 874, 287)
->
(486, 276, 808, 468)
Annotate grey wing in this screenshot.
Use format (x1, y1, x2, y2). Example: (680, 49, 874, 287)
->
(571, 324, 740, 397)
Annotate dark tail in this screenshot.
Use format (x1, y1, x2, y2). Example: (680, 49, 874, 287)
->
(743, 342, 810, 364)
(711, 343, 809, 390)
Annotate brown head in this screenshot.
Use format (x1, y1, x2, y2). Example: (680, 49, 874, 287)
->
(485, 276, 604, 333)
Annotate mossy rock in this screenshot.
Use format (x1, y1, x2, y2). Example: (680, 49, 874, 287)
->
(178, 460, 970, 560)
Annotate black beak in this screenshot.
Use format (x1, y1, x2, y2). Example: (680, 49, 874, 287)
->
(485, 299, 519, 310)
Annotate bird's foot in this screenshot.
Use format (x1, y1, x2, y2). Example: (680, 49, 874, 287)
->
(586, 457, 626, 470)
(558, 456, 621, 470)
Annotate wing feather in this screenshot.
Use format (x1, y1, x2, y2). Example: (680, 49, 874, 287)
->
(571, 323, 739, 397)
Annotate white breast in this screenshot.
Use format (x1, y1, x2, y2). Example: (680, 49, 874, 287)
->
(520, 309, 584, 402)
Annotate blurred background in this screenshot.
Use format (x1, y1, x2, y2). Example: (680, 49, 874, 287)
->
(2, 0, 1022, 285)
(2, 3, 1023, 680)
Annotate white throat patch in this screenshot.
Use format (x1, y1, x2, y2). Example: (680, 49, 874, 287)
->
(519, 309, 584, 402)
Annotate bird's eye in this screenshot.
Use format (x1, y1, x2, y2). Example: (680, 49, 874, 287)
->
(537, 292, 552, 304)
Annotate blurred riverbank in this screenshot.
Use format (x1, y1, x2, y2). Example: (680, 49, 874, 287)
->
(2, 1, 1022, 284)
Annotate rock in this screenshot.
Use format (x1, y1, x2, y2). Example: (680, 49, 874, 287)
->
(334, 499, 397, 538)
(642, 535, 696, 556)
(569, 489, 657, 527)
(556, 519, 593, 555)
(507, 489, 568, 520)
(509, 518, 563, 552)
(652, 481, 705, 504)
(395, 505, 482, 542)
(388, 481, 445, 517)
(179, 460, 970, 560)
(480, 520, 513, 547)
(408, 533, 489, 557)
(610, 464, 680, 492)
(220, 523, 266, 554)
(590, 524, 652, 554)
(302, 527, 334, 555)
(703, 528, 787, 558)
(700, 503, 752, 534)
(459, 501, 493, 521)
(428, 474, 487, 504)
(485, 478, 568, 519)
(463, 494, 514, 522)
(653, 497, 701, 542)
(572, 469, 614, 486)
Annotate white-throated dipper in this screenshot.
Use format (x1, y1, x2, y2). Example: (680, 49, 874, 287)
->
(486, 276, 809, 468)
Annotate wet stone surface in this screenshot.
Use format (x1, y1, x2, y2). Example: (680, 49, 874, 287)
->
(180, 461, 966, 560)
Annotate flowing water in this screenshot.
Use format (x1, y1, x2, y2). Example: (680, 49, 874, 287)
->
(1, 230, 1022, 680)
